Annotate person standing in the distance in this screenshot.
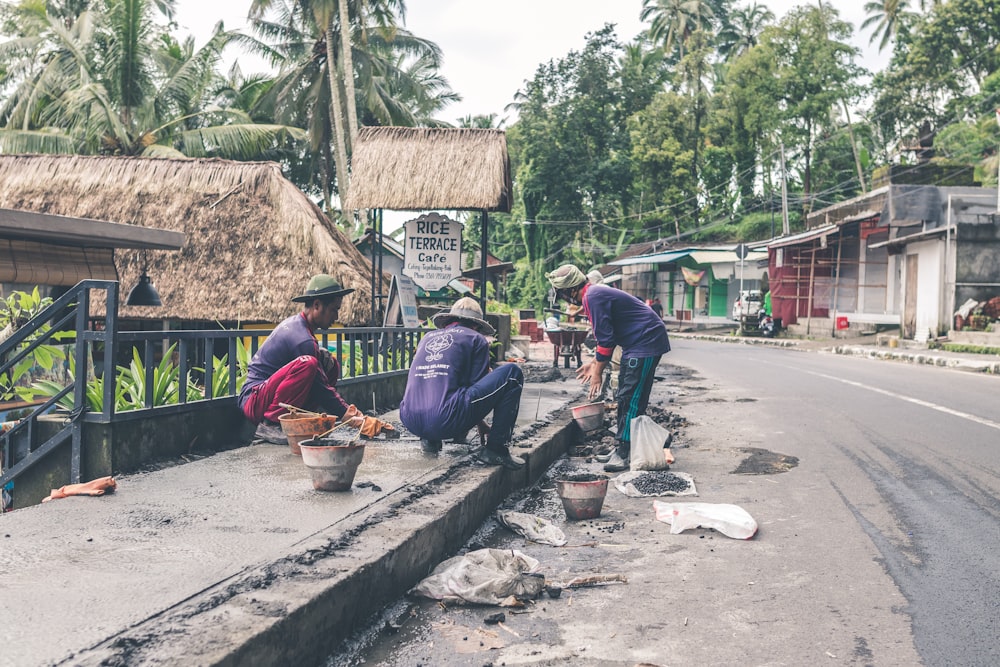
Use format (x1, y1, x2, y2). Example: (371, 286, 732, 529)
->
(546, 264, 673, 472)
(650, 297, 663, 319)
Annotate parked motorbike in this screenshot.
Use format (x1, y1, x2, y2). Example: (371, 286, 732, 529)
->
(758, 310, 777, 338)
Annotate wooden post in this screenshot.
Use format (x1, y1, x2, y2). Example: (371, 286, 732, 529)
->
(805, 245, 817, 335)
(831, 233, 843, 336)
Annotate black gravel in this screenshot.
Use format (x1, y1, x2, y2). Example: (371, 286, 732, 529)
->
(630, 471, 690, 495)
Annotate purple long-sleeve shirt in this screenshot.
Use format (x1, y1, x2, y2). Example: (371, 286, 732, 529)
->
(238, 312, 348, 414)
(583, 284, 671, 362)
(399, 324, 490, 439)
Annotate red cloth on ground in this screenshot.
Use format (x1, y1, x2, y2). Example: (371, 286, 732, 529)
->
(42, 476, 116, 503)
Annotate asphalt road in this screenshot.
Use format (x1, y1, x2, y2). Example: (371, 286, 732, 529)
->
(332, 339, 999, 667)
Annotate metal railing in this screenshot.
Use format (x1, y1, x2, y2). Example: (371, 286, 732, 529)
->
(0, 280, 117, 488)
(1, 280, 426, 493)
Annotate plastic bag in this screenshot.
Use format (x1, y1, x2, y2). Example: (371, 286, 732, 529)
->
(653, 501, 758, 539)
(497, 510, 568, 546)
(629, 415, 673, 471)
(410, 548, 545, 605)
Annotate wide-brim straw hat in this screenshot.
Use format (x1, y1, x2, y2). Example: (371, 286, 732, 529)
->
(292, 274, 356, 303)
(431, 297, 496, 336)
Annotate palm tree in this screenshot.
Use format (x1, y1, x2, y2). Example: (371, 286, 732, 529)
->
(0, 0, 304, 158)
(250, 0, 409, 211)
(246, 0, 455, 209)
(717, 2, 774, 60)
(640, 0, 714, 60)
(458, 113, 504, 129)
(861, 0, 916, 52)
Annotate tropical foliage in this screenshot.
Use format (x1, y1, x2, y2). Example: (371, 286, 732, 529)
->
(30, 340, 251, 412)
(2, 0, 999, 310)
(0, 289, 70, 404)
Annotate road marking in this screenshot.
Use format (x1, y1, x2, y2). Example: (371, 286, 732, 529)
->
(807, 370, 1000, 432)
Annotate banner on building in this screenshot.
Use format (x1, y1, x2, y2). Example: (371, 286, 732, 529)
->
(681, 266, 705, 286)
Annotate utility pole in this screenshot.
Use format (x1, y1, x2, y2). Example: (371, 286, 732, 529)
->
(779, 141, 790, 235)
(995, 109, 1000, 213)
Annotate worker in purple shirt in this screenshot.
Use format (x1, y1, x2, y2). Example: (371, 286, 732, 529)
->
(239, 274, 363, 444)
(400, 298, 525, 470)
(547, 264, 672, 472)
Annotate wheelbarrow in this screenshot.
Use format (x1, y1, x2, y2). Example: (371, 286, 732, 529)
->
(545, 328, 589, 368)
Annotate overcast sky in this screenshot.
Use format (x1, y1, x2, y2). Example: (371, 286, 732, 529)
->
(175, 0, 888, 125)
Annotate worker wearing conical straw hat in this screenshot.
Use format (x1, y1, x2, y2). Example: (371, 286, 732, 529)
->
(400, 297, 525, 470)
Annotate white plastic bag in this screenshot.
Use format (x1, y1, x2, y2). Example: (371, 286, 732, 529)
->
(497, 510, 568, 546)
(410, 548, 545, 605)
(629, 415, 673, 471)
(653, 501, 758, 540)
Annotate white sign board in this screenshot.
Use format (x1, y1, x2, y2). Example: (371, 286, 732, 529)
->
(403, 213, 463, 291)
(397, 274, 420, 327)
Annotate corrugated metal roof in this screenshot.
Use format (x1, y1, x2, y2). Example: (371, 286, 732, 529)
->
(688, 250, 766, 264)
(608, 250, 690, 266)
(765, 223, 840, 249)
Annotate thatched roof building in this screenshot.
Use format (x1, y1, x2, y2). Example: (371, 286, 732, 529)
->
(0, 154, 375, 325)
(345, 127, 512, 212)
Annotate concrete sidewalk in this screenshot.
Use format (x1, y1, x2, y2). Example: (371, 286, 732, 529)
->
(0, 369, 588, 666)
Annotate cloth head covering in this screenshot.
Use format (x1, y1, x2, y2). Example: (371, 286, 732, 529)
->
(292, 274, 355, 303)
(586, 269, 604, 285)
(546, 264, 587, 290)
(431, 297, 496, 335)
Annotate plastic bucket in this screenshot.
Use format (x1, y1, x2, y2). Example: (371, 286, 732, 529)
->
(278, 413, 337, 456)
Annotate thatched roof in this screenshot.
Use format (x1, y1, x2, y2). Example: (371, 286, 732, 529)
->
(0, 154, 376, 325)
(345, 127, 512, 212)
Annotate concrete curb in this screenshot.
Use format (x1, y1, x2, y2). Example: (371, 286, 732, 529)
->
(672, 331, 1000, 373)
(71, 410, 581, 666)
(671, 332, 800, 348)
(829, 345, 1000, 373)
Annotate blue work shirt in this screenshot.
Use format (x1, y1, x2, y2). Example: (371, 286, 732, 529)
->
(583, 284, 671, 362)
(399, 324, 490, 439)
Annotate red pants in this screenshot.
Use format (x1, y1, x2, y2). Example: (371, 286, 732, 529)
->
(242, 355, 323, 423)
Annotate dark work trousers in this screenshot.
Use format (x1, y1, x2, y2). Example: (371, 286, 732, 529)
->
(615, 355, 662, 452)
(465, 363, 524, 452)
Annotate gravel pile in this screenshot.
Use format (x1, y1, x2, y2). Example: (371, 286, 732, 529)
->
(630, 471, 690, 495)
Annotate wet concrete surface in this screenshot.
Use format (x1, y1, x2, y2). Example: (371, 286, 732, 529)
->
(0, 363, 585, 667)
(5, 335, 958, 666)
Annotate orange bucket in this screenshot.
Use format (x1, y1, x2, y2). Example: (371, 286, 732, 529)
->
(278, 413, 337, 455)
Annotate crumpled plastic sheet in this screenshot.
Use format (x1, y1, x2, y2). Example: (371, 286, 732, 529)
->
(614, 470, 697, 498)
(496, 510, 568, 546)
(411, 548, 545, 605)
(653, 501, 758, 540)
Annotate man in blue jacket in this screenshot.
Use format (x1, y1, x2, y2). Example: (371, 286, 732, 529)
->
(547, 264, 672, 472)
(400, 298, 525, 470)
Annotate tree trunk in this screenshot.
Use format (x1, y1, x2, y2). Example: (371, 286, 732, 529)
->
(326, 20, 350, 210)
(841, 99, 867, 194)
(339, 0, 359, 155)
